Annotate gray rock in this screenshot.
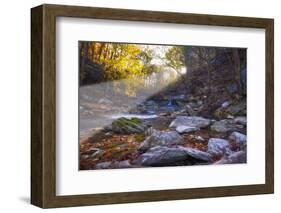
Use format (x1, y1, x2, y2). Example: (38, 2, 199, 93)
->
(221, 101, 230, 108)
(189, 135, 205, 142)
(229, 132, 247, 149)
(227, 101, 246, 116)
(208, 138, 231, 156)
(138, 146, 212, 166)
(111, 160, 131, 169)
(138, 130, 183, 152)
(94, 162, 112, 169)
(169, 116, 211, 129)
(183, 147, 213, 162)
(94, 160, 132, 169)
(234, 116, 247, 125)
(215, 151, 247, 164)
(138, 146, 188, 166)
(210, 119, 244, 133)
(81, 148, 103, 160)
(176, 126, 199, 134)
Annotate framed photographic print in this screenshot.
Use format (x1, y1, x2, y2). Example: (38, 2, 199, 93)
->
(31, 4, 274, 208)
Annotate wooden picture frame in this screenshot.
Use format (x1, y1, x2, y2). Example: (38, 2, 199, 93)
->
(31, 4, 274, 208)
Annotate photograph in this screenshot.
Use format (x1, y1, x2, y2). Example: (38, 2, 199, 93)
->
(79, 42, 247, 170)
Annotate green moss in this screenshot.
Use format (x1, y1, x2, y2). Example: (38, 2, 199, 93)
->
(113, 117, 142, 128)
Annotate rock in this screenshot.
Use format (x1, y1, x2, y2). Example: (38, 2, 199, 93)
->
(226, 101, 246, 116)
(183, 147, 213, 162)
(175, 126, 199, 134)
(138, 130, 183, 152)
(169, 116, 211, 129)
(94, 161, 112, 169)
(111, 117, 147, 134)
(159, 111, 171, 116)
(207, 138, 231, 156)
(138, 146, 188, 166)
(226, 115, 235, 119)
(229, 132, 247, 149)
(94, 160, 132, 169)
(81, 148, 103, 160)
(185, 104, 197, 116)
(210, 119, 244, 133)
(234, 116, 247, 125)
(221, 101, 230, 108)
(215, 151, 246, 164)
(137, 146, 212, 166)
(111, 160, 131, 169)
(189, 135, 205, 142)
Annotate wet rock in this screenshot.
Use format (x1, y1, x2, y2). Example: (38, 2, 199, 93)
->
(207, 138, 231, 156)
(138, 130, 183, 153)
(229, 132, 247, 149)
(210, 119, 244, 133)
(214, 100, 246, 119)
(94, 160, 132, 169)
(94, 161, 112, 169)
(169, 116, 211, 129)
(176, 126, 199, 134)
(227, 100, 246, 116)
(221, 101, 231, 108)
(137, 146, 212, 166)
(234, 116, 247, 125)
(111, 117, 147, 134)
(215, 151, 246, 164)
(183, 147, 213, 162)
(188, 135, 205, 142)
(111, 160, 131, 169)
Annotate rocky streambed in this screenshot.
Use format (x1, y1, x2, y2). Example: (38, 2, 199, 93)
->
(80, 97, 247, 170)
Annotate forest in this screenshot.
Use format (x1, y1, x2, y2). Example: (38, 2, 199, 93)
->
(79, 41, 247, 170)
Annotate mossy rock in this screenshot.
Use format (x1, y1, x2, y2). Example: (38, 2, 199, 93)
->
(112, 117, 147, 134)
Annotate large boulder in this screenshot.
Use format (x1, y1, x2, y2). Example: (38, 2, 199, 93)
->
(215, 151, 247, 164)
(138, 130, 183, 152)
(229, 132, 247, 149)
(207, 138, 231, 156)
(210, 119, 244, 133)
(169, 116, 211, 129)
(111, 117, 147, 134)
(137, 146, 212, 167)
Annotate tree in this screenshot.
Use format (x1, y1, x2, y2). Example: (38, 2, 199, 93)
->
(165, 46, 185, 72)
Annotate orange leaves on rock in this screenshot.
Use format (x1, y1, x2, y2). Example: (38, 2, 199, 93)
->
(80, 133, 142, 170)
